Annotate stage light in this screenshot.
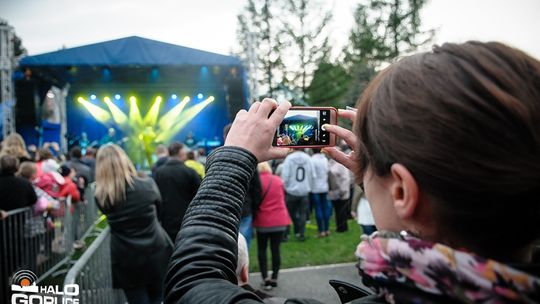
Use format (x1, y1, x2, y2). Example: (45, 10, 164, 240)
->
(77, 97, 111, 122)
(156, 96, 214, 142)
(129, 96, 143, 127)
(171, 94, 178, 100)
(143, 96, 162, 126)
(197, 93, 203, 99)
(115, 94, 121, 100)
(46, 92, 55, 99)
(208, 96, 215, 102)
(90, 94, 97, 100)
(158, 96, 190, 131)
(104, 96, 128, 125)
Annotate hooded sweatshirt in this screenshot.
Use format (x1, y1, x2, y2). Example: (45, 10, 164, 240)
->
(281, 151, 314, 196)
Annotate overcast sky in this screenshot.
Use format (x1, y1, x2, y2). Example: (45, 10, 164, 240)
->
(1, 0, 540, 60)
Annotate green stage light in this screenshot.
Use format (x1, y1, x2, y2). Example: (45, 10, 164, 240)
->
(129, 96, 143, 128)
(77, 97, 111, 122)
(156, 96, 214, 142)
(104, 96, 128, 125)
(143, 96, 162, 126)
(158, 96, 190, 131)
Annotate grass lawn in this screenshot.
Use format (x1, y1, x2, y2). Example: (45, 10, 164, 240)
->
(249, 216, 363, 272)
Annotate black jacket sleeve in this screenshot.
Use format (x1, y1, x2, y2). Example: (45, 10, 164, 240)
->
(164, 146, 263, 304)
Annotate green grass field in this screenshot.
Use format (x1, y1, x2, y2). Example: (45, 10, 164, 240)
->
(248, 217, 362, 272)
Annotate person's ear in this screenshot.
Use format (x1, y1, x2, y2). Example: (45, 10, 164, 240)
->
(241, 264, 249, 284)
(389, 164, 419, 220)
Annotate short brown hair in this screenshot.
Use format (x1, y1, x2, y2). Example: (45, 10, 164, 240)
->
(355, 41, 540, 260)
(0, 155, 20, 175)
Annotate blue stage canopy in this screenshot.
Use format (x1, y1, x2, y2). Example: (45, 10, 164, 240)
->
(20, 36, 241, 67)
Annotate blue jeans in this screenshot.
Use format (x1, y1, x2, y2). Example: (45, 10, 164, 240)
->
(239, 215, 253, 249)
(311, 193, 332, 233)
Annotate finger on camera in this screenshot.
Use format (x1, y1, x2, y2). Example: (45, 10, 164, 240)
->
(257, 98, 278, 117)
(322, 147, 357, 171)
(249, 101, 262, 113)
(268, 101, 291, 126)
(338, 109, 357, 121)
(322, 124, 357, 147)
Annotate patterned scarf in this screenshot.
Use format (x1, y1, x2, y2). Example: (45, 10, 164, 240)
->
(355, 231, 540, 303)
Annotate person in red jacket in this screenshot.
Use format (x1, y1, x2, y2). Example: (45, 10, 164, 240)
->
(58, 165, 81, 203)
(252, 161, 290, 290)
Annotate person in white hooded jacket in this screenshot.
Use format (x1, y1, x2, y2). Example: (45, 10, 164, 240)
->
(280, 150, 314, 241)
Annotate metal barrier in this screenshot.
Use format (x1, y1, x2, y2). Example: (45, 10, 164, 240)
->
(63, 227, 126, 304)
(1, 191, 100, 302)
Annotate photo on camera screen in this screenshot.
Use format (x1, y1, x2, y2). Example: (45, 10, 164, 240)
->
(275, 109, 331, 146)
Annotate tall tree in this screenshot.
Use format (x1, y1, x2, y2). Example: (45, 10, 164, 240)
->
(344, 0, 435, 67)
(281, 0, 332, 103)
(237, 0, 285, 98)
(306, 61, 351, 108)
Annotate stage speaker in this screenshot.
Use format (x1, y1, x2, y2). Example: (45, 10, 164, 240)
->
(15, 79, 38, 126)
(226, 75, 245, 120)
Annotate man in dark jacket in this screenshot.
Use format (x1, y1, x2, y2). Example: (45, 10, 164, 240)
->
(0, 155, 37, 211)
(154, 142, 201, 242)
(65, 146, 92, 185)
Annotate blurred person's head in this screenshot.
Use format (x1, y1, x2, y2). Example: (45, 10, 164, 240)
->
(236, 233, 249, 285)
(197, 148, 206, 157)
(354, 41, 540, 262)
(84, 147, 97, 159)
(155, 144, 168, 158)
(0, 133, 30, 160)
(95, 144, 136, 207)
(70, 146, 83, 159)
(41, 159, 60, 173)
(59, 165, 75, 179)
(37, 148, 54, 162)
(257, 161, 272, 174)
(186, 150, 196, 161)
(0, 155, 20, 175)
(168, 142, 185, 160)
(17, 161, 37, 180)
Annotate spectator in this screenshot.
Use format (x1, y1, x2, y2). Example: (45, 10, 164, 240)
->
(184, 150, 205, 179)
(236, 233, 279, 302)
(65, 146, 92, 185)
(35, 148, 55, 177)
(184, 131, 197, 149)
(35, 158, 64, 198)
(281, 149, 313, 242)
(309, 149, 331, 237)
(154, 142, 201, 242)
(0, 133, 31, 163)
(166, 40, 540, 303)
(328, 155, 352, 233)
(151, 144, 168, 177)
(350, 185, 376, 236)
(223, 123, 262, 248)
(58, 165, 81, 203)
(82, 146, 97, 180)
(196, 148, 207, 165)
(253, 162, 290, 290)
(0, 155, 37, 211)
(95, 144, 172, 304)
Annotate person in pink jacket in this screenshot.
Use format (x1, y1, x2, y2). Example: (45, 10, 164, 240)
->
(253, 161, 290, 291)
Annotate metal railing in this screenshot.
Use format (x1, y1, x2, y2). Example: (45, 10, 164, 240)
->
(63, 227, 126, 304)
(1, 191, 100, 301)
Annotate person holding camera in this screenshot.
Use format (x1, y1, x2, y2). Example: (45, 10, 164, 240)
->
(165, 41, 540, 303)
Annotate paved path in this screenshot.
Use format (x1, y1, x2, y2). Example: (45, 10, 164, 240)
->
(249, 262, 363, 303)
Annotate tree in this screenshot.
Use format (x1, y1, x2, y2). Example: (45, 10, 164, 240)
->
(281, 0, 332, 103)
(236, 0, 285, 98)
(344, 0, 435, 67)
(305, 61, 351, 108)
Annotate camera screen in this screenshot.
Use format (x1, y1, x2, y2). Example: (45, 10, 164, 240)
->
(274, 109, 331, 146)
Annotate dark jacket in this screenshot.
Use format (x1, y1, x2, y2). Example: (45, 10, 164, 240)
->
(0, 173, 37, 211)
(154, 158, 201, 241)
(164, 146, 323, 304)
(152, 156, 169, 178)
(243, 172, 262, 218)
(65, 158, 92, 184)
(96, 177, 172, 289)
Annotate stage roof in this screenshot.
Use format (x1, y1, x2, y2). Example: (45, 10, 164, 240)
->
(20, 36, 241, 67)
